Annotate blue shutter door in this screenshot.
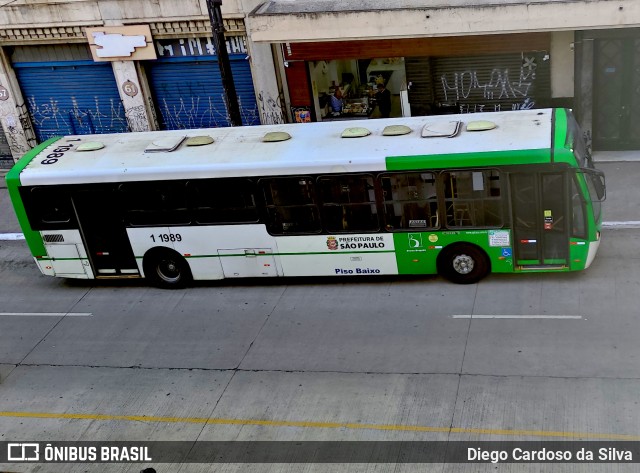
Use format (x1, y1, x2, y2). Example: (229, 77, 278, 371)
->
(148, 55, 259, 130)
(14, 61, 128, 143)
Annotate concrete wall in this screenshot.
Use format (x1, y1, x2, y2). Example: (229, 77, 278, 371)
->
(0, 0, 266, 27)
(551, 31, 575, 100)
(249, 0, 640, 43)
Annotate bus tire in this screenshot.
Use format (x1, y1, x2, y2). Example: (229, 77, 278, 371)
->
(437, 243, 490, 284)
(143, 248, 192, 289)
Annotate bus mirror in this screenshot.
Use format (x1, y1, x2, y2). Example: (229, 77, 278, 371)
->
(581, 169, 606, 202)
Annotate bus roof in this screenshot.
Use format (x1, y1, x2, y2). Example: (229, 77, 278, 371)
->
(16, 108, 566, 186)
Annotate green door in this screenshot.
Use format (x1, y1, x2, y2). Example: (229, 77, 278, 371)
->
(510, 172, 569, 268)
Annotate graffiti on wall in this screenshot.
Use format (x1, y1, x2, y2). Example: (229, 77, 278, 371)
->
(438, 55, 543, 113)
(257, 90, 286, 125)
(24, 96, 129, 142)
(156, 94, 260, 130)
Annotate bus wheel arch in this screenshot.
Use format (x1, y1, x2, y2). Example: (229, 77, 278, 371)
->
(143, 247, 192, 289)
(436, 242, 490, 284)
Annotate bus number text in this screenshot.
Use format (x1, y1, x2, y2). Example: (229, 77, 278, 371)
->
(150, 233, 182, 243)
(40, 144, 75, 165)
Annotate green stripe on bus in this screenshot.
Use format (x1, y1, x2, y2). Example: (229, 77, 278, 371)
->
(385, 148, 551, 171)
(5, 137, 62, 257)
(554, 108, 569, 152)
(133, 250, 398, 259)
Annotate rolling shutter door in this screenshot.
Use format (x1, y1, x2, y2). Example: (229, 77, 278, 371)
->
(148, 55, 259, 130)
(13, 61, 128, 143)
(432, 52, 551, 113)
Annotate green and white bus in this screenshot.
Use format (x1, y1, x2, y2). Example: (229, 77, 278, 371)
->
(6, 108, 605, 287)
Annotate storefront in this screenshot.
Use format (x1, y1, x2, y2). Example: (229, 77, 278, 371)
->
(282, 33, 553, 123)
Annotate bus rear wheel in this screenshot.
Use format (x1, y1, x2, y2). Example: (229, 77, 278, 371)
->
(143, 249, 192, 289)
(437, 243, 490, 284)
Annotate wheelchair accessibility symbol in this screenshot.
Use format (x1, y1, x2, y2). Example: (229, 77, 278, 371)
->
(502, 248, 512, 257)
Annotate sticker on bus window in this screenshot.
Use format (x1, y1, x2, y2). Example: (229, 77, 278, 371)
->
(489, 230, 510, 247)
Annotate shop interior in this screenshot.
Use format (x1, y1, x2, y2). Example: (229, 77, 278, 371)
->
(310, 58, 407, 121)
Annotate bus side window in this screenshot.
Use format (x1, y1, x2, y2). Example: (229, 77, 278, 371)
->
(379, 172, 438, 231)
(318, 174, 379, 233)
(260, 177, 321, 234)
(20, 186, 75, 230)
(441, 170, 503, 228)
(118, 181, 190, 226)
(188, 178, 258, 224)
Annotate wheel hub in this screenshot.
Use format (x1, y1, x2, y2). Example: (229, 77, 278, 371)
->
(452, 254, 474, 274)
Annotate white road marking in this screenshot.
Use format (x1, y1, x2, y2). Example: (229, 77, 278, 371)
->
(452, 315, 582, 319)
(0, 233, 25, 240)
(602, 221, 640, 229)
(0, 312, 93, 317)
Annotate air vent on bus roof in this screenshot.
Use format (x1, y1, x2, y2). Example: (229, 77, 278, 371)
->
(76, 142, 105, 151)
(263, 131, 291, 142)
(382, 125, 412, 136)
(341, 127, 371, 138)
(185, 136, 214, 146)
(466, 120, 497, 131)
(145, 136, 186, 153)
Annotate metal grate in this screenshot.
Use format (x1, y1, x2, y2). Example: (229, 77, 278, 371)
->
(43, 234, 64, 243)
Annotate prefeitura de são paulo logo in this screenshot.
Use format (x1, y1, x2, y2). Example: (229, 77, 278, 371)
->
(326, 236, 338, 250)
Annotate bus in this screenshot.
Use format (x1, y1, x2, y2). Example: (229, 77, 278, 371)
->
(6, 108, 605, 288)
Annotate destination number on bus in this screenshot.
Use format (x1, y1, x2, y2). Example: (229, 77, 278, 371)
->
(150, 233, 182, 243)
(40, 139, 80, 165)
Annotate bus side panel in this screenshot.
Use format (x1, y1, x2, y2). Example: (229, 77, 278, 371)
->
(275, 234, 397, 277)
(127, 225, 283, 280)
(38, 229, 93, 279)
(393, 230, 516, 275)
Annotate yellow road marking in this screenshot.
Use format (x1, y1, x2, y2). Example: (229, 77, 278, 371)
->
(0, 411, 638, 440)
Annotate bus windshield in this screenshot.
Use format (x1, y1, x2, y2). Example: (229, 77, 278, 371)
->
(565, 110, 593, 168)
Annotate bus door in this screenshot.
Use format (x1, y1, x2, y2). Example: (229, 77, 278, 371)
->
(72, 190, 139, 277)
(510, 172, 569, 268)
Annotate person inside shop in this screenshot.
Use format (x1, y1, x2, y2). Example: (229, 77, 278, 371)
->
(329, 85, 344, 117)
(374, 83, 391, 118)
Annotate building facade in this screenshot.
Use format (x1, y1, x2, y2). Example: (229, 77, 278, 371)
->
(1, 0, 640, 169)
(0, 0, 284, 168)
(249, 0, 640, 153)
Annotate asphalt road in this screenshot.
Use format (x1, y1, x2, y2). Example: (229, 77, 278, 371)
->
(0, 161, 639, 472)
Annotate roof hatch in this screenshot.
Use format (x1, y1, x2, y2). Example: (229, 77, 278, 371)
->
(421, 120, 461, 138)
(145, 136, 186, 153)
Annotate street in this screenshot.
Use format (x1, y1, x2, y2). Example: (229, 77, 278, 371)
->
(0, 161, 639, 472)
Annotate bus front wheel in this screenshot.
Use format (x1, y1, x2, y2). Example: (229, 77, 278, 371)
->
(143, 248, 192, 289)
(437, 243, 490, 284)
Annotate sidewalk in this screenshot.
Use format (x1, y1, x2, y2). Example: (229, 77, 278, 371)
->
(593, 150, 640, 162)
